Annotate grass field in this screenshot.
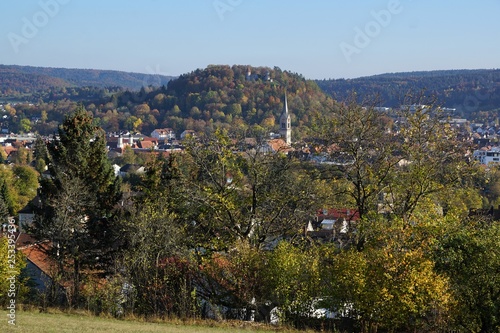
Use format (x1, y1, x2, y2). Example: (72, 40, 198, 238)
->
(0, 309, 300, 333)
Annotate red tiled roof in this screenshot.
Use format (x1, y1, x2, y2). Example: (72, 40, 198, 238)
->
(2, 146, 17, 155)
(19, 242, 59, 279)
(16, 233, 37, 247)
(317, 208, 360, 221)
(267, 139, 292, 152)
(141, 137, 158, 143)
(137, 140, 155, 149)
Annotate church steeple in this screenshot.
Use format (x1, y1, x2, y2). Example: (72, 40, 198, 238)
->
(279, 93, 291, 145)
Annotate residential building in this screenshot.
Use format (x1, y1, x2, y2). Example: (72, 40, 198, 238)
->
(180, 130, 196, 140)
(473, 146, 500, 165)
(151, 128, 176, 141)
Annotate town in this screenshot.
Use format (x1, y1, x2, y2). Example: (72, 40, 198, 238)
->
(1, 64, 499, 333)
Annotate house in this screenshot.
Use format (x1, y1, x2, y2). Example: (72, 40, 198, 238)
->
(119, 164, 145, 178)
(306, 208, 360, 245)
(180, 130, 196, 140)
(13, 233, 68, 302)
(151, 128, 176, 141)
(473, 146, 500, 165)
(0, 231, 59, 297)
(1, 145, 16, 161)
(17, 237, 58, 293)
(136, 139, 156, 150)
(245, 68, 272, 82)
(18, 196, 41, 233)
(258, 139, 292, 154)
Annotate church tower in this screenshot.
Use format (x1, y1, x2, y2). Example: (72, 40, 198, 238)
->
(279, 93, 291, 145)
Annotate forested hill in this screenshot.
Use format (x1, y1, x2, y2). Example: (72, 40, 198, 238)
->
(0, 64, 175, 95)
(107, 65, 333, 138)
(317, 69, 500, 116)
(9, 65, 334, 137)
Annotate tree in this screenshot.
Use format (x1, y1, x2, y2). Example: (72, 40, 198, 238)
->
(315, 97, 472, 248)
(137, 131, 320, 318)
(120, 199, 193, 317)
(201, 240, 268, 321)
(0, 236, 26, 306)
(115, 145, 137, 166)
(34, 106, 122, 306)
(19, 118, 31, 133)
(134, 103, 150, 117)
(434, 217, 500, 332)
(315, 98, 399, 221)
(0, 193, 9, 222)
(36, 176, 96, 306)
(265, 241, 322, 324)
(386, 105, 471, 223)
(120, 153, 194, 318)
(125, 116, 142, 132)
(183, 129, 315, 250)
(12, 146, 33, 165)
(41, 110, 48, 123)
(0, 168, 18, 216)
(322, 214, 453, 332)
(12, 165, 39, 213)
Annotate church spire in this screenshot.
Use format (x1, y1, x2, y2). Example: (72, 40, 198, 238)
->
(279, 92, 291, 145)
(283, 91, 288, 116)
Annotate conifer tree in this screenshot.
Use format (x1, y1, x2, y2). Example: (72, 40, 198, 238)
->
(0, 189, 9, 223)
(34, 106, 122, 305)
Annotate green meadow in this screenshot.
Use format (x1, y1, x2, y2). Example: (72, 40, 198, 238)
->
(0, 310, 304, 333)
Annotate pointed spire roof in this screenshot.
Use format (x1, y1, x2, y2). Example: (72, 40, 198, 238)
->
(283, 92, 289, 116)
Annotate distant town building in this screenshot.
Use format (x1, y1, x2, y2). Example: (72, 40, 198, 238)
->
(180, 130, 196, 140)
(151, 128, 176, 141)
(245, 68, 272, 82)
(400, 104, 429, 113)
(373, 107, 391, 112)
(473, 146, 500, 165)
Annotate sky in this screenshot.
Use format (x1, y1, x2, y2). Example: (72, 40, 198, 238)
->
(1, 0, 499, 80)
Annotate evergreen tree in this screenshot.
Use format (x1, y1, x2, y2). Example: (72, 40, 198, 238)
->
(34, 106, 122, 306)
(0, 180, 15, 217)
(0, 189, 9, 223)
(33, 136, 48, 174)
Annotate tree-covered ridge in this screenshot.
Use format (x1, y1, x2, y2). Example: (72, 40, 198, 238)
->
(108, 65, 333, 138)
(0, 67, 72, 96)
(2, 65, 334, 137)
(0, 64, 175, 96)
(317, 69, 500, 115)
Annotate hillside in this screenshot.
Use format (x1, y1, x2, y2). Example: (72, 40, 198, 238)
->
(15, 65, 500, 136)
(106, 65, 333, 137)
(0, 64, 175, 95)
(0, 66, 72, 95)
(7, 65, 334, 137)
(317, 69, 500, 116)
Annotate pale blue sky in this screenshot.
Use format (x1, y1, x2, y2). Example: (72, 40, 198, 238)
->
(1, 0, 499, 79)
